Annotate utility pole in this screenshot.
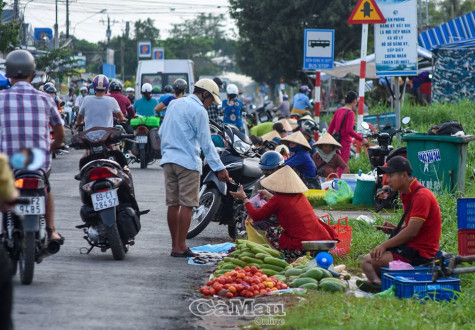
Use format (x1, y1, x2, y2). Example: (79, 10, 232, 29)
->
(125, 21, 130, 39)
(54, 0, 59, 48)
(417, 0, 422, 32)
(13, 0, 19, 20)
(121, 37, 125, 81)
(66, 0, 70, 39)
(106, 16, 111, 44)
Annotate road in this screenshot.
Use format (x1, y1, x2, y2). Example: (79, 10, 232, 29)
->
(11, 149, 228, 330)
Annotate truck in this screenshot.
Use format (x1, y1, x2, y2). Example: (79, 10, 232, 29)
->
(135, 59, 195, 100)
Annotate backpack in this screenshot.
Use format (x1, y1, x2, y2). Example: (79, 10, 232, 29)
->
(428, 120, 465, 136)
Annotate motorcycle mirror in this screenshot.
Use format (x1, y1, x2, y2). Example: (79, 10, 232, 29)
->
(361, 122, 370, 130)
(402, 117, 410, 125)
(10, 148, 45, 170)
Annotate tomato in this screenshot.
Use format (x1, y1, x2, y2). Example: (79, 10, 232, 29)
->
(226, 292, 234, 299)
(230, 271, 238, 277)
(235, 278, 243, 284)
(241, 289, 248, 297)
(261, 274, 268, 280)
(200, 287, 206, 293)
(236, 273, 245, 279)
(251, 284, 259, 292)
(225, 272, 232, 276)
(206, 281, 213, 286)
(259, 289, 267, 295)
(250, 266, 258, 274)
(271, 287, 278, 291)
(243, 277, 252, 284)
(266, 288, 271, 293)
(258, 283, 265, 290)
(253, 278, 261, 285)
(244, 266, 251, 272)
(203, 289, 210, 296)
(235, 267, 241, 271)
(228, 285, 237, 294)
(213, 283, 223, 292)
(254, 290, 260, 296)
(281, 283, 288, 289)
(208, 288, 216, 295)
(217, 277, 226, 285)
(247, 291, 254, 298)
(225, 276, 233, 284)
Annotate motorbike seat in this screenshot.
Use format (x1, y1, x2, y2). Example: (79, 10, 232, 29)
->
(241, 158, 262, 179)
(13, 169, 46, 178)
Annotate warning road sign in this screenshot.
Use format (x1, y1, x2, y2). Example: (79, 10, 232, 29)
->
(347, 0, 386, 24)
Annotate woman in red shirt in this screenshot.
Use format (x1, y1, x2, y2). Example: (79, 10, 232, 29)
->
(328, 91, 369, 175)
(230, 165, 338, 262)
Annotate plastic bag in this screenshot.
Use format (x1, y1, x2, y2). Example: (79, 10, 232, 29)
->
(249, 194, 267, 209)
(245, 221, 269, 245)
(323, 180, 354, 205)
(389, 260, 414, 270)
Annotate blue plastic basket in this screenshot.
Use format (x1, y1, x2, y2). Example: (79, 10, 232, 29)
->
(384, 273, 460, 301)
(381, 267, 432, 291)
(457, 198, 475, 229)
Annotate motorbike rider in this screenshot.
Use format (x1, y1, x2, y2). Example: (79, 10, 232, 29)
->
(125, 87, 135, 103)
(134, 83, 158, 117)
(44, 85, 64, 112)
(75, 75, 125, 130)
(222, 83, 245, 133)
(206, 77, 224, 123)
(154, 79, 187, 115)
(75, 86, 88, 110)
(0, 50, 65, 242)
(291, 85, 312, 115)
(108, 80, 136, 154)
(275, 94, 290, 118)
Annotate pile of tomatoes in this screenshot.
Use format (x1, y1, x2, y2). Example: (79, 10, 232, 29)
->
(200, 266, 288, 298)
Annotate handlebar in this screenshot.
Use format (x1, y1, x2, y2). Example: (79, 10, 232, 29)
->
(431, 252, 475, 281)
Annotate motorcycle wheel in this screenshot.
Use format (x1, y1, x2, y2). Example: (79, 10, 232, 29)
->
(228, 203, 247, 240)
(139, 149, 147, 169)
(187, 188, 221, 239)
(105, 223, 126, 260)
(19, 231, 35, 285)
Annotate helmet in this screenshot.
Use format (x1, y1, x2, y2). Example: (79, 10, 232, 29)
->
(299, 85, 310, 93)
(141, 83, 153, 93)
(45, 85, 57, 94)
(5, 50, 36, 78)
(300, 119, 317, 131)
(152, 86, 161, 94)
(173, 79, 188, 93)
(163, 84, 173, 93)
(195, 78, 221, 105)
(213, 77, 223, 88)
(283, 94, 288, 100)
(226, 83, 239, 95)
(125, 87, 134, 93)
(109, 80, 122, 92)
(92, 75, 109, 90)
(80, 86, 87, 92)
(259, 151, 284, 170)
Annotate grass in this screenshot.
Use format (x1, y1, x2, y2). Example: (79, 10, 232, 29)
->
(282, 101, 475, 329)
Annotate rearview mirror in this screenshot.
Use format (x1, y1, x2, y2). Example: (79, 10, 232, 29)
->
(402, 116, 410, 125)
(361, 122, 370, 130)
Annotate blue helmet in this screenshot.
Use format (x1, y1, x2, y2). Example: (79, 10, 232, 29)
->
(259, 151, 284, 170)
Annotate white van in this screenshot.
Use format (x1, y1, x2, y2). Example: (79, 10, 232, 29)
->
(135, 59, 195, 100)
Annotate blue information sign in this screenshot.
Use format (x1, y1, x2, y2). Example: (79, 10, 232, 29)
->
(303, 29, 335, 70)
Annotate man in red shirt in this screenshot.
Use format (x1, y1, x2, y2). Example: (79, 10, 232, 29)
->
(358, 156, 441, 292)
(108, 80, 135, 154)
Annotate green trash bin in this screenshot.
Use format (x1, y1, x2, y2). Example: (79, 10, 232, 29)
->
(352, 179, 375, 206)
(402, 133, 475, 194)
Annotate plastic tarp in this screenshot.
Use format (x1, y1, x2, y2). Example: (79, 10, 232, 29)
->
(0, 72, 8, 87)
(187, 242, 235, 266)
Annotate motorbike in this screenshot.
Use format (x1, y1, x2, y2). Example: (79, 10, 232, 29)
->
(1, 149, 61, 285)
(245, 101, 273, 129)
(361, 116, 414, 211)
(187, 120, 263, 240)
(70, 127, 147, 260)
(129, 116, 162, 169)
(50, 126, 69, 159)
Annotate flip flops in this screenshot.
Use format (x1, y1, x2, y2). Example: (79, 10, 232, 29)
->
(356, 279, 382, 293)
(170, 248, 196, 258)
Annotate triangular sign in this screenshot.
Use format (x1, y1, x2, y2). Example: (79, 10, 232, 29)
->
(348, 0, 386, 24)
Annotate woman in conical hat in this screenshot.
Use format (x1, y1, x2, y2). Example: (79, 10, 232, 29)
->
(312, 133, 350, 179)
(230, 165, 339, 262)
(280, 131, 320, 189)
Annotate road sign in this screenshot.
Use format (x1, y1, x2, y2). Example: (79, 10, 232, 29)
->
(153, 48, 164, 60)
(138, 41, 151, 58)
(347, 0, 386, 24)
(303, 29, 335, 70)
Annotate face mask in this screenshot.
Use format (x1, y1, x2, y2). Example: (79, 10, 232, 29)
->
(289, 146, 300, 152)
(89, 89, 95, 95)
(145, 94, 152, 100)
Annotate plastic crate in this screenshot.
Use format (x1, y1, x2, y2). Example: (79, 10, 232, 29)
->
(457, 198, 475, 229)
(458, 229, 475, 256)
(384, 273, 460, 301)
(381, 267, 432, 291)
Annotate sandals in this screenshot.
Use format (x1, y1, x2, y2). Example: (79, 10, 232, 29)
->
(356, 279, 382, 293)
(46, 227, 65, 245)
(170, 248, 196, 258)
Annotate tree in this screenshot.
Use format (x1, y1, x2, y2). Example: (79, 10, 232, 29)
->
(36, 48, 81, 81)
(0, 0, 20, 52)
(229, 0, 361, 88)
(134, 18, 160, 41)
(427, 0, 475, 26)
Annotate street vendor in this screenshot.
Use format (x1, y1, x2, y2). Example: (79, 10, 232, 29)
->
(312, 133, 350, 179)
(230, 165, 338, 262)
(358, 156, 441, 293)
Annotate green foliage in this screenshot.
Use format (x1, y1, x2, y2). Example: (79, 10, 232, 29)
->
(0, 0, 20, 52)
(134, 18, 160, 41)
(35, 48, 81, 81)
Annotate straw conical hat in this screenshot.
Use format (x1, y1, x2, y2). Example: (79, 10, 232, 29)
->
(281, 131, 312, 150)
(261, 130, 280, 142)
(300, 115, 314, 121)
(261, 165, 308, 193)
(278, 119, 293, 132)
(287, 118, 298, 129)
(313, 133, 342, 149)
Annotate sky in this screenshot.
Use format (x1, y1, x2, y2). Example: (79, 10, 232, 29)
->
(8, 0, 234, 43)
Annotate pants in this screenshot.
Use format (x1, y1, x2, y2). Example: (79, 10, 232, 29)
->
(119, 122, 134, 153)
(0, 247, 13, 330)
(338, 141, 351, 177)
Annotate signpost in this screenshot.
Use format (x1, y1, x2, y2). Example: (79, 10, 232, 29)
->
(137, 41, 151, 58)
(303, 29, 335, 133)
(347, 0, 385, 154)
(153, 47, 165, 60)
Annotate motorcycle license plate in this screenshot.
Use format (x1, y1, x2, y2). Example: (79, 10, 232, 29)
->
(14, 197, 45, 215)
(91, 189, 119, 211)
(136, 135, 148, 143)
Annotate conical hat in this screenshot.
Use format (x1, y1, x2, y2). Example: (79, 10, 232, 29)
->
(261, 165, 308, 193)
(313, 133, 342, 149)
(288, 118, 298, 129)
(281, 131, 312, 150)
(300, 115, 314, 121)
(261, 130, 280, 142)
(278, 119, 293, 132)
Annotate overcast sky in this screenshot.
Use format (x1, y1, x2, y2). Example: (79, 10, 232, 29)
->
(8, 0, 234, 43)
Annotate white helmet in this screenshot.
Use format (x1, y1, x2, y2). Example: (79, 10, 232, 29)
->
(126, 87, 134, 93)
(141, 83, 153, 93)
(195, 78, 221, 105)
(226, 83, 239, 95)
(80, 86, 87, 92)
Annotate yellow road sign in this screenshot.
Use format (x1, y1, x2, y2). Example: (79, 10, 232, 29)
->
(348, 0, 386, 24)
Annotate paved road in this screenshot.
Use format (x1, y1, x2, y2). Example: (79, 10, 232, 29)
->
(12, 149, 229, 330)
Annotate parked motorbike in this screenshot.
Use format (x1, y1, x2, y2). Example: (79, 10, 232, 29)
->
(70, 127, 147, 260)
(129, 116, 161, 169)
(362, 116, 414, 211)
(246, 101, 273, 129)
(1, 149, 60, 285)
(187, 120, 263, 240)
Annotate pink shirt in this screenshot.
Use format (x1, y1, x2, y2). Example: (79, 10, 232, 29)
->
(328, 108, 363, 144)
